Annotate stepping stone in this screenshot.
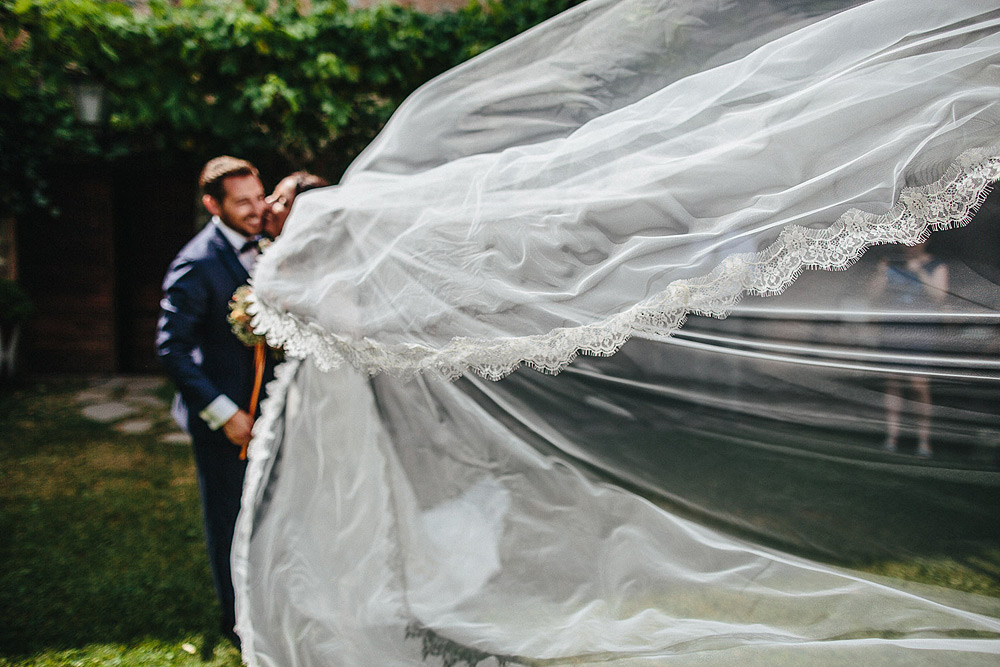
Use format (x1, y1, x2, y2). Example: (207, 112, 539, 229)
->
(160, 432, 191, 446)
(75, 388, 114, 404)
(123, 376, 167, 394)
(129, 395, 169, 408)
(81, 401, 137, 423)
(116, 419, 153, 434)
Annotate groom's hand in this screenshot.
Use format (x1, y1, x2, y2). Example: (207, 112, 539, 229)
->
(223, 410, 254, 448)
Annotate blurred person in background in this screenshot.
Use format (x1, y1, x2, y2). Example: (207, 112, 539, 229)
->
(871, 242, 950, 458)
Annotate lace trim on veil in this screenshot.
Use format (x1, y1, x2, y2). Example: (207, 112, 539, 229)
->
(405, 623, 517, 667)
(249, 146, 1000, 382)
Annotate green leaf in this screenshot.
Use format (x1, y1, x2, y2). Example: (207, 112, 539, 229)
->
(1, 0, 585, 215)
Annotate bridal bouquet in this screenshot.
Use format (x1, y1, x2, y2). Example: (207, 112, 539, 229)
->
(227, 284, 280, 459)
(227, 284, 265, 348)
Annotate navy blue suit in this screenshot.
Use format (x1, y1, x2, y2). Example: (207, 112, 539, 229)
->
(156, 222, 275, 637)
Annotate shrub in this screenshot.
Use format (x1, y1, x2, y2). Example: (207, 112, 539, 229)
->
(1, 0, 583, 216)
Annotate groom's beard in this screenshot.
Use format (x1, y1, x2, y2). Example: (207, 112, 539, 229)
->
(220, 210, 263, 238)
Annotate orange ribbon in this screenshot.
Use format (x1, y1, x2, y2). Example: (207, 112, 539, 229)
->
(240, 342, 266, 461)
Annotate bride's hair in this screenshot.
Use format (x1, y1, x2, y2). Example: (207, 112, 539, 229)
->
(288, 171, 329, 195)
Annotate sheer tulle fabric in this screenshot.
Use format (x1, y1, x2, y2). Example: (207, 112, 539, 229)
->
(251, 0, 1000, 379)
(234, 0, 1000, 665)
(236, 350, 1000, 666)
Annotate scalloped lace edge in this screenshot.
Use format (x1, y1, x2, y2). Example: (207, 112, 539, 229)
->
(248, 145, 1000, 382)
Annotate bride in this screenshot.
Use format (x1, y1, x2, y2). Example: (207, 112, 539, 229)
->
(234, 0, 1000, 664)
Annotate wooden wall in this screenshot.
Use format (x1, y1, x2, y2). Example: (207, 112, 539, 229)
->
(18, 163, 117, 373)
(17, 157, 198, 373)
(113, 159, 200, 372)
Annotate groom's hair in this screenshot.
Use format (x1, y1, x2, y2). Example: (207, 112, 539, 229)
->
(200, 156, 260, 203)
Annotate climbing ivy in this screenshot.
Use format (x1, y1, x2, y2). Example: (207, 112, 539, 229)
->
(1, 0, 583, 216)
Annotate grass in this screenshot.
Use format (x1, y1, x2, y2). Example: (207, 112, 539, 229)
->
(1, 374, 997, 667)
(479, 366, 1000, 597)
(0, 377, 241, 667)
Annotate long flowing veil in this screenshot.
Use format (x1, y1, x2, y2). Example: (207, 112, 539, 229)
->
(233, 0, 1000, 664)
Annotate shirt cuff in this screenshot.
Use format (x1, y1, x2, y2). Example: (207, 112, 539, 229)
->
(199, 394, 240, 431)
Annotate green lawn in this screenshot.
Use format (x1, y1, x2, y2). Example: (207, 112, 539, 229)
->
(0, 378, 241, 667)
(1, 375, 997, 667)
(484, 367, 1000, 597)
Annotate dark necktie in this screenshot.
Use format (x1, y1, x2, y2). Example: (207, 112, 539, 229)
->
(240, 234, 266, 254)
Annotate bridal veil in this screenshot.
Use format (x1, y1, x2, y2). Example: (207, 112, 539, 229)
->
(234, 0, 1000, 664)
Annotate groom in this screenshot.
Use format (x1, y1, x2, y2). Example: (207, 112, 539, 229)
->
(156, 155, 276, 645)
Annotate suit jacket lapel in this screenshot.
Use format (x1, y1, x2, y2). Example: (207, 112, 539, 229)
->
(209, 225, 250, 284)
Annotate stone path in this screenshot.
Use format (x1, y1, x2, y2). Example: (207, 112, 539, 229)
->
(75, 375, 191, 445)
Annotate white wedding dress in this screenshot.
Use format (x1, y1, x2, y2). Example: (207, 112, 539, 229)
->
(233, 0, 1000, 664)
